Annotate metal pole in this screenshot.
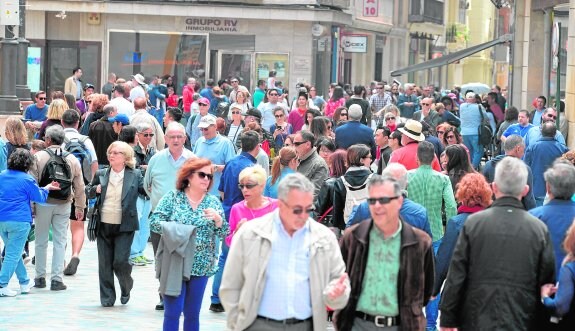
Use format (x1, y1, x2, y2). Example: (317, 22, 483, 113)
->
(508, 0, 516, 106)
(16, 0, 31, 100)
(556, 22, 561, 129)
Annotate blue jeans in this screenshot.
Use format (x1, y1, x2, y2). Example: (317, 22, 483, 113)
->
(463, 134, 483, 169)
(0, 222, 31, 288)
(426, 239, 442, 330)
(130, 197, 151, 259)
(535, 196, 545, 207)
(163, 276, 208, 331)
(149, 107, 165, 128)
(211, 241, 229, 304)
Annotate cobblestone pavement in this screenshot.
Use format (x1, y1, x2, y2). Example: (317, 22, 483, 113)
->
(0, 238, 228, 331)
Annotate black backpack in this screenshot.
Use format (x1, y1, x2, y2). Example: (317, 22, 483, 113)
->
(477, 105, 493, 146)
(39, 149, 73, 200)
(63, 136, 92, 184)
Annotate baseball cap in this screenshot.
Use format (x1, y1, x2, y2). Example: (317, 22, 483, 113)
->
(197, 115, 217, 128)
(198, 97, 211, 106)
(245, 108, 262, 120)
(107, 114, 130, 125)
(83, 83, 95, 91)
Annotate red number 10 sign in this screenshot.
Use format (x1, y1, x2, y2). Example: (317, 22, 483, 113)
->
(363, 0, 378, 17)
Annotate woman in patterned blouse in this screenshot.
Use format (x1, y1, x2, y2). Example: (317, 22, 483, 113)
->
(150, 157, 229, 331)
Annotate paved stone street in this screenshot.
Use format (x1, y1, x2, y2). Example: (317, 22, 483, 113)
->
(0, 238, 227, 331)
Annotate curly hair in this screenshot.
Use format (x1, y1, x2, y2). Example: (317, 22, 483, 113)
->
(455, 172, 493, 207)
(90, 93, 110, 113)
(8, 148, 34, 172)
(560, 150, 575, 166)
(175, 158, 213, 191)
(4, 116, 28, 145)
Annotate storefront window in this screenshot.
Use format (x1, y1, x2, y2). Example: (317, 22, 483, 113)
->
(255, 53, 289, 91)
(108, 31, 207, 91)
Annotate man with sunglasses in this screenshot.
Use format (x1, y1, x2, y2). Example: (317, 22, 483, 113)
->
(524, 107, 566, 149)
(24, 91, 49, 131)
(369, 82, 392, 116)
(186, 97, 211, 148)
(293, 130, 329, 197)
(397, 83, 419, 118)
(337, 175, 434, 331)
(129, 97, 165, 151)
(413, 97, 441, 132)
(257, 88, 288, 132)
(76, 84, 95, 116)
(221, 173, 350, 331)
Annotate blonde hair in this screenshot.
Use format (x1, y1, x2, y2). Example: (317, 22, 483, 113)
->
(107, 141, 136, 169)
(47, 99, 68, 120)
(4, 116, 28, 145)
(238, 164, 267, 186)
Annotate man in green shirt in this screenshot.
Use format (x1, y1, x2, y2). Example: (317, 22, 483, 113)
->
(252, 79, 266, 108)
(407, 141, 456, 331)
(338, 175, 434, 331)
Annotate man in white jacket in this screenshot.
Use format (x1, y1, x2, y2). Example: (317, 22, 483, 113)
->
(220, 173, 350, 331)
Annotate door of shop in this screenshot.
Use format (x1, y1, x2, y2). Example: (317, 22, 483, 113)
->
(218, 52, 253, 91)
(45, 40, 101, 100)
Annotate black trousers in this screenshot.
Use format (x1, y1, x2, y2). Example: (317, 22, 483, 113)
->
(97, 223, 134, 305)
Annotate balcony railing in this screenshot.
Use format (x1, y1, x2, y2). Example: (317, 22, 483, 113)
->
(106, 0, 350, 9)
(409, 0, 444, 25)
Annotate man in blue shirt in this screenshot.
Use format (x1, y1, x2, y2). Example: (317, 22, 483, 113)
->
(501, 109, 533, 142)
(524, 122, 569, 206)
(211, 130, 260, 313)
(23, 91, 49, 131)
(348, 163, 432, 240)
(397, 83, 419, 118)
(193, 115, 235, 196)
(524, 108, 566, 148)
(530, 95, 546, 126)
(200, 79, 216, 105)
(529, 162, 575, 279)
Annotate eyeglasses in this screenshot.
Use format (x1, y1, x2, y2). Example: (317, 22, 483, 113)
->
(293, 141, 306, 146)
(421, 103, 430, 106)
(199, 103, 208, 106)
(340, 113, 348, 116)
(282, 201, 315, 215)
(200, 127, 211, 132)
(436, 131, 445, 135)
(139, 133, 155, 137)
(375, 87, 383, 89)
(107, 151, 124, 156)
(367, 196, 400, 205)
(269, 93, 279, 96)
(192, 171, 213, 181)
(38, 97, 47, 100)
(446, 135, 456, 139)
(232, 111, 241, 114)
(231, 80, 239, 83)
(385, 117, 395, 121)
(275, 114, 284, 118)
(547, 115, 557, 119)
(86, 101, 92, 104)
(238, 183, 258, 190)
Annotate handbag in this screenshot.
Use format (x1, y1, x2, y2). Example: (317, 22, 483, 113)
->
(477, 105, 493, 146)
(87, 195, 101, 242)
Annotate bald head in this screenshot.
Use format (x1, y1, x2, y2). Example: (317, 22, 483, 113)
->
(133, 97, 147, 110)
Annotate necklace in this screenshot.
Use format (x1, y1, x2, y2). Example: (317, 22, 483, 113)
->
(246, 197, 270, 219)
(186, 190, 205, 205)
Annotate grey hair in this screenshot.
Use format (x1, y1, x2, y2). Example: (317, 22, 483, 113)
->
(45, 124, 65, 145)
(165, 121, 186, 135)
(403, 83, 414, 90)
(103, 104, 117, 117)
(348, 105, 362, 121)
(381, 162, 408, 190)
(544, 162, 575, 200)
(277, 173, 315, 200)
(494, 157, 528, 197)
(367, 174, 402, 197)
(136, 122, 152, 133)
(503, 135, 525, 152)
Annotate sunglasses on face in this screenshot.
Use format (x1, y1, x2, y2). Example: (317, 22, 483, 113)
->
(340, 113, 348, 116)
(367, 196, 400, 205)
(232, 111, 241, 114)
(238, 183, 258, 190)
(38, 97, 47, 100)
(139, 133, 155, 137)
(200, 127, 212, 132)
(293, 141, 306, 146)
(199, 103, 208, 106)
(421, 103, 430, 106)
(275, 114, 284, 118)
(231, 81, 239, 83)
(291, 207, 315, 215)
(547, 115, 557, 119)
(446, 135, 456, 139)
(193, 171, 213, 181)
(386, 117, 395, 121)
(269, 93, 279, 96)
(436, 131, 445, 135)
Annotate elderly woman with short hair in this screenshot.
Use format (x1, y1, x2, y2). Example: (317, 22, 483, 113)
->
(86, 141, 144, 307)
(38, 99, 69, 140)
(0, 149, 60, 297)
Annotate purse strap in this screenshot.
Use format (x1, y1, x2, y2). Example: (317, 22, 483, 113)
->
(317, 206, 333, 224)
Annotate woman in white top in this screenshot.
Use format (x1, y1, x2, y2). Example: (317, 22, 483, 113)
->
(228, 91, 251, 120)
(225, 105, 245, 151)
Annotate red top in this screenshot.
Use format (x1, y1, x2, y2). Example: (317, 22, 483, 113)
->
(389, 142, 441, 171)
(182, 85, 194, 113)
(166, 94, 179, 107)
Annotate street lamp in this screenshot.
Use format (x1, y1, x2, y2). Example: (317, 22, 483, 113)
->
(16, 0, 31, 101)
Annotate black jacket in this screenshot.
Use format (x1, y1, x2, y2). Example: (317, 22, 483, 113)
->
(440, 197, 555, 330)
(86, 167, 145, 232)
(88, 116, 118, 166)
(331, 167, 372, 230)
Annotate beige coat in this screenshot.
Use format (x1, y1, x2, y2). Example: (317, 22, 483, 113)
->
(64, 76, 79, 98)
(220, 211, 350, 331)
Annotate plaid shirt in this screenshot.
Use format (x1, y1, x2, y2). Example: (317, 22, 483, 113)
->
(407, 165, 457, 240)
(369, 93, 392, 112)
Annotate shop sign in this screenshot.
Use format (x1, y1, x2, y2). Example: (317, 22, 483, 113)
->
(318, 37, 330, 52)
(184, 18, 240, 33)
(363, 0, 378, 17)
(342, 35, 368, 53)
(255, 53, 290, 89)
(312, 24, 325, 37)
(27, 47, 42, 92)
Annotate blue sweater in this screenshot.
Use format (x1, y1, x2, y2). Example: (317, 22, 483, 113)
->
(264, 167, 295, 199)
(529, 199, 575, 279)
(0, 169, 49, 223)
(524, 138, 569, 198)
(348, 197, 432, 240)
(459, 102, 487, 136)
(543, 262, 575, 321)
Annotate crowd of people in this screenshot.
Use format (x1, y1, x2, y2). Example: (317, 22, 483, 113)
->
(0, 69, 574, 331)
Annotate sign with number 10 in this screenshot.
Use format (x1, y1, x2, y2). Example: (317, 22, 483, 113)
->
(363, 0, 378, 17)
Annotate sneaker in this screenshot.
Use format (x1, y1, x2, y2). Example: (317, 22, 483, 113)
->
(0, 286, 17, 297)
(129, 257, 146, 266)
(155, 298, 164, 311)
(50, 280, 67, 291)
(209, 303, 225, 313)
(33, 277, 46, 288)
(63, 257, 80, 276)
(141, 256, 154, 264)
(20, 280, 35, 294)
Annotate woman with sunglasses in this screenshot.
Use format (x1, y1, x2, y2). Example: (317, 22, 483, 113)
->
(270, 106, 293, 150)
(86, 141, 144, 307)
(442, 126, 470, 157)
(436, 123, 452, 146)
(333, 106, 348, 126)
(228, 90, 251, 119)
(149, 157, 228, 331)
(444, 144, 475, 194)
(288, 92, 310, 133)
(224, 105, 245, 151)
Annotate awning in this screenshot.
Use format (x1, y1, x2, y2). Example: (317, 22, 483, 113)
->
(390, 34, 512, 77)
